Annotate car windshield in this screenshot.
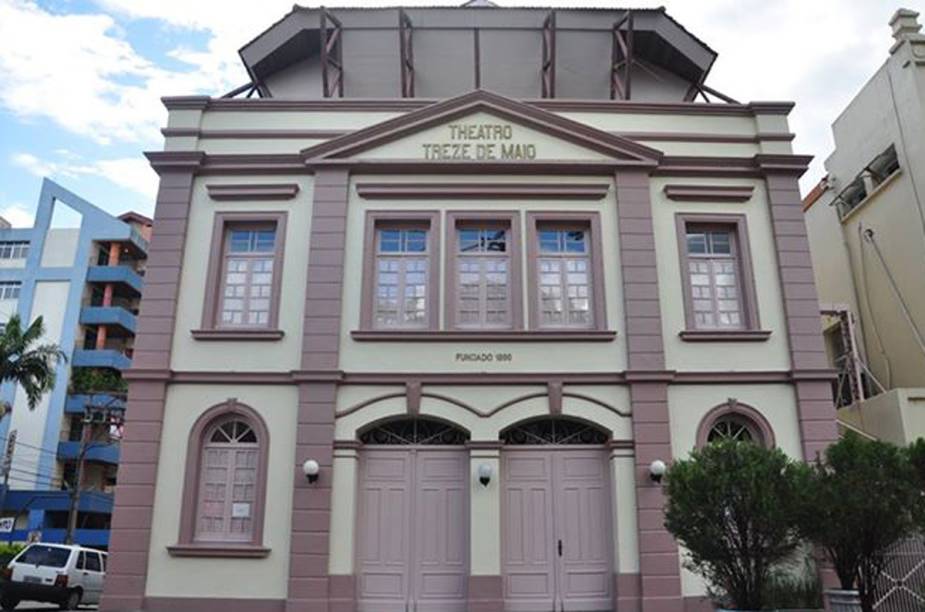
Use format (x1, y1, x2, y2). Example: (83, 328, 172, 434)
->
(16, 545, 71, 568)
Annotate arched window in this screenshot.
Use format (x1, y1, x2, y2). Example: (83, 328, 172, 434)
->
(172, 400, 270, 555)
(696, 399, 774, 448)
(196, 417, 259, 542)
(500, 417, 609, 445)
(359, 417, 469, 445)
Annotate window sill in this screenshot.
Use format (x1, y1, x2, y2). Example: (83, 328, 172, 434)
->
(167, 544, 271, 558)
(351, 330, 617, 342)
(191, 329, 284, 341)
(678, 330, 772, 342)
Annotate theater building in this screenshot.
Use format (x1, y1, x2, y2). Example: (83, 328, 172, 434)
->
(102, 4, 838, 612)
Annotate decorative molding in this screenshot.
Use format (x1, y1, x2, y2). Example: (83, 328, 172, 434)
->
(663, 184, 755, 203)
(164, 128, 349, 140)
(166, 544, 271, 558)
(754, 153, 814, 176)
(206, 183, 300, 201)
(356, 182, 610, 200)
(548, 381, 563, 415)
(191, 329, 285, 341)
(144, 151, 205, 175)
(163, 95, 795, 118)
(122, 368, 837, 386)
(350, 330, 618, 342)
(695, 399, 776, 449)
(678, 330, 771, 342)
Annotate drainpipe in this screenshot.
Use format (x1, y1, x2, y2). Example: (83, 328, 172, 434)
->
(94, 243, 121, 350)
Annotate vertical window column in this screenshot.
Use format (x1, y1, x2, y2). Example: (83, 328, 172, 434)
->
(374, 227, 430, 329)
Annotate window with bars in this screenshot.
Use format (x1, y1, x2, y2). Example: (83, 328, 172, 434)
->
(0, 282, 21, 300)
(455, 226, 511, 328)
(374, 227, 430, 329)
(684, 226, 744, 330)
(218, 227, 276, 328)
(537, 228, 593, 328)
(0, 241, 29, 260)
(195, 418, 259, 542)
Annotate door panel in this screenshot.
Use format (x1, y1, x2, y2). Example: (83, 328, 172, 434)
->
(357, 448, 468, 612)
(502, 453, 556, 612)
(357, 450, 413, 612)
(414, 451, 469, 612)
(502, 449, 612, 612)
(554, 451, 613, 611)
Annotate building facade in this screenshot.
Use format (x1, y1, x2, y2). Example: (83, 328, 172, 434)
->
(102, 5, 838, 612)
(0, 179, 150, 547)
(803, 9, 925, 445)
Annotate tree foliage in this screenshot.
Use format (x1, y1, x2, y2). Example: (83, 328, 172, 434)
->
(798, 433, 920, 612)
(664, 440, 809, 610)
(0, 315, 66, 410)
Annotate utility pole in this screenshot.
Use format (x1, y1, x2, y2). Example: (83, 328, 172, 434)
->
(64, 397, 125, 545)
(0, 430, 17, 518)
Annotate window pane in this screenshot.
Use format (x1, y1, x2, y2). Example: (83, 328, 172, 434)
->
(565, 231, 587, 253)
(686, 232, 707, 254)
(253, 230, 276, 252)
(709, 231, 731, 254)
(539, 230, 560, 253)
(458, 229, 480, 253)
(404, 230, 427, 252)
(228, 231, 252, 252)
(378, 229, 401, 253)
(484, 230, 507, 252)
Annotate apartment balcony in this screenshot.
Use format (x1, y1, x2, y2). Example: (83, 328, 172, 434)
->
(85, 265, 144, 295)
(57, 441, 120, 465)
(64, 393, 126, 415)
(71, 349, 131, 370)
(79, 305, 137, 336)
(837, 387, 925, 445)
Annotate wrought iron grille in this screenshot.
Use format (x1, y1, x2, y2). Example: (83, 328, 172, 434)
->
(359, 418, 469, 445)
(873, 536, 925, 612)
(707, 417, 758, 445)
(500, 418, 609, 445)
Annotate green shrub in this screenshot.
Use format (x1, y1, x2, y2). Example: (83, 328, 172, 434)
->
(69, 368, 127, 394)
(763, 556, 823, 610)
(797, 433, 919, 612)
(664, 440, 810, 611)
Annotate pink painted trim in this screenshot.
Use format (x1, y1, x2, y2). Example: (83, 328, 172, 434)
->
(206, 183, 299, 201)
(200, 211, 288, 332)
(350, 330, 617, 342)
(143, 597, 284, 612)
(695, 399, 776, 448)
(663, 184, 754, 203)
(191, 329, 284, 341)
(356, 182, 609, 200)
(360, 210, 441, 331)
(525, 211, 607, 331)
(674, 213, 761, 333)
(176, 400, 270, 549)
(445, 211, 523, 331)
(678, 330, 771, 342)
(166, 544, 271, 558)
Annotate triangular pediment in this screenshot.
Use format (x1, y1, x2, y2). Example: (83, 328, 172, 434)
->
(300, 90, 662, 166)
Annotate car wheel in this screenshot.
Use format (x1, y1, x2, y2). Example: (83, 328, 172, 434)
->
(0, 595, 18, 611)
(60, 589, 81, 610)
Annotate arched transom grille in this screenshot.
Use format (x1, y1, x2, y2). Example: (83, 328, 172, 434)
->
(359, 417, 469, 445)
(501, 418, 609, 445)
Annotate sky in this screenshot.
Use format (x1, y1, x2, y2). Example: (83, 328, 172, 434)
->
(0, 0, 920, 227)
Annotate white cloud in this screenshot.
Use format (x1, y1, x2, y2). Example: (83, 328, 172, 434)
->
(0, 203, 34, 228)
(11, 152, 157, 200)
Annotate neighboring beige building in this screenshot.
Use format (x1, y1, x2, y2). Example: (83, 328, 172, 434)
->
(803, 9, 925, 446)
(100, 5, 838, 612)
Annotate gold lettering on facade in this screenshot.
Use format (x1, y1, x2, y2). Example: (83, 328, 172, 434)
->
(422, 123, 537, 160)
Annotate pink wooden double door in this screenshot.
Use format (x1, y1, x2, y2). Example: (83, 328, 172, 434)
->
(356, 448, 469, 612)
(502, 449, 613, 612)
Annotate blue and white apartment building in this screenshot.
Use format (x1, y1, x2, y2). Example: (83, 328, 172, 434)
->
(0, 179, 150, 547)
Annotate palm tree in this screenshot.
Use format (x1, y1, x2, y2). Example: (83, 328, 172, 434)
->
(0, 315, 67, 413)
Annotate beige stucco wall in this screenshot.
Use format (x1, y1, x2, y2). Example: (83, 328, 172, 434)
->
(838, 387, 925, 445)
(668, 383, 803, 597)
(169, 176, 314, 372)
(338, 174, 629, 373)
(144, 384, 297, 599)
(651, 177, 792, 372)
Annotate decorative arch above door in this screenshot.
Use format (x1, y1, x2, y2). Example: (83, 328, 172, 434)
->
(358, 416, 469, 445)
(500, 416, 609, 445)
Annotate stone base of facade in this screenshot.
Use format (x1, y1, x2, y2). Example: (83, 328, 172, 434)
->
(145, 597, 285, 612)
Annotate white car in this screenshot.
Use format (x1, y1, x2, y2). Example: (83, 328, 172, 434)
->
(0, 543, 107, 610)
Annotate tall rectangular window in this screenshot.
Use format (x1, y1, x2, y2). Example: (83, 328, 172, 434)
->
(455, 225, 511, 328)
(374, 227, 430, 329)
(537, 228, 593, 328)
(219, 226, 276, 328)
(0, 242, 29, 260)
(684, 226, 744, 330)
